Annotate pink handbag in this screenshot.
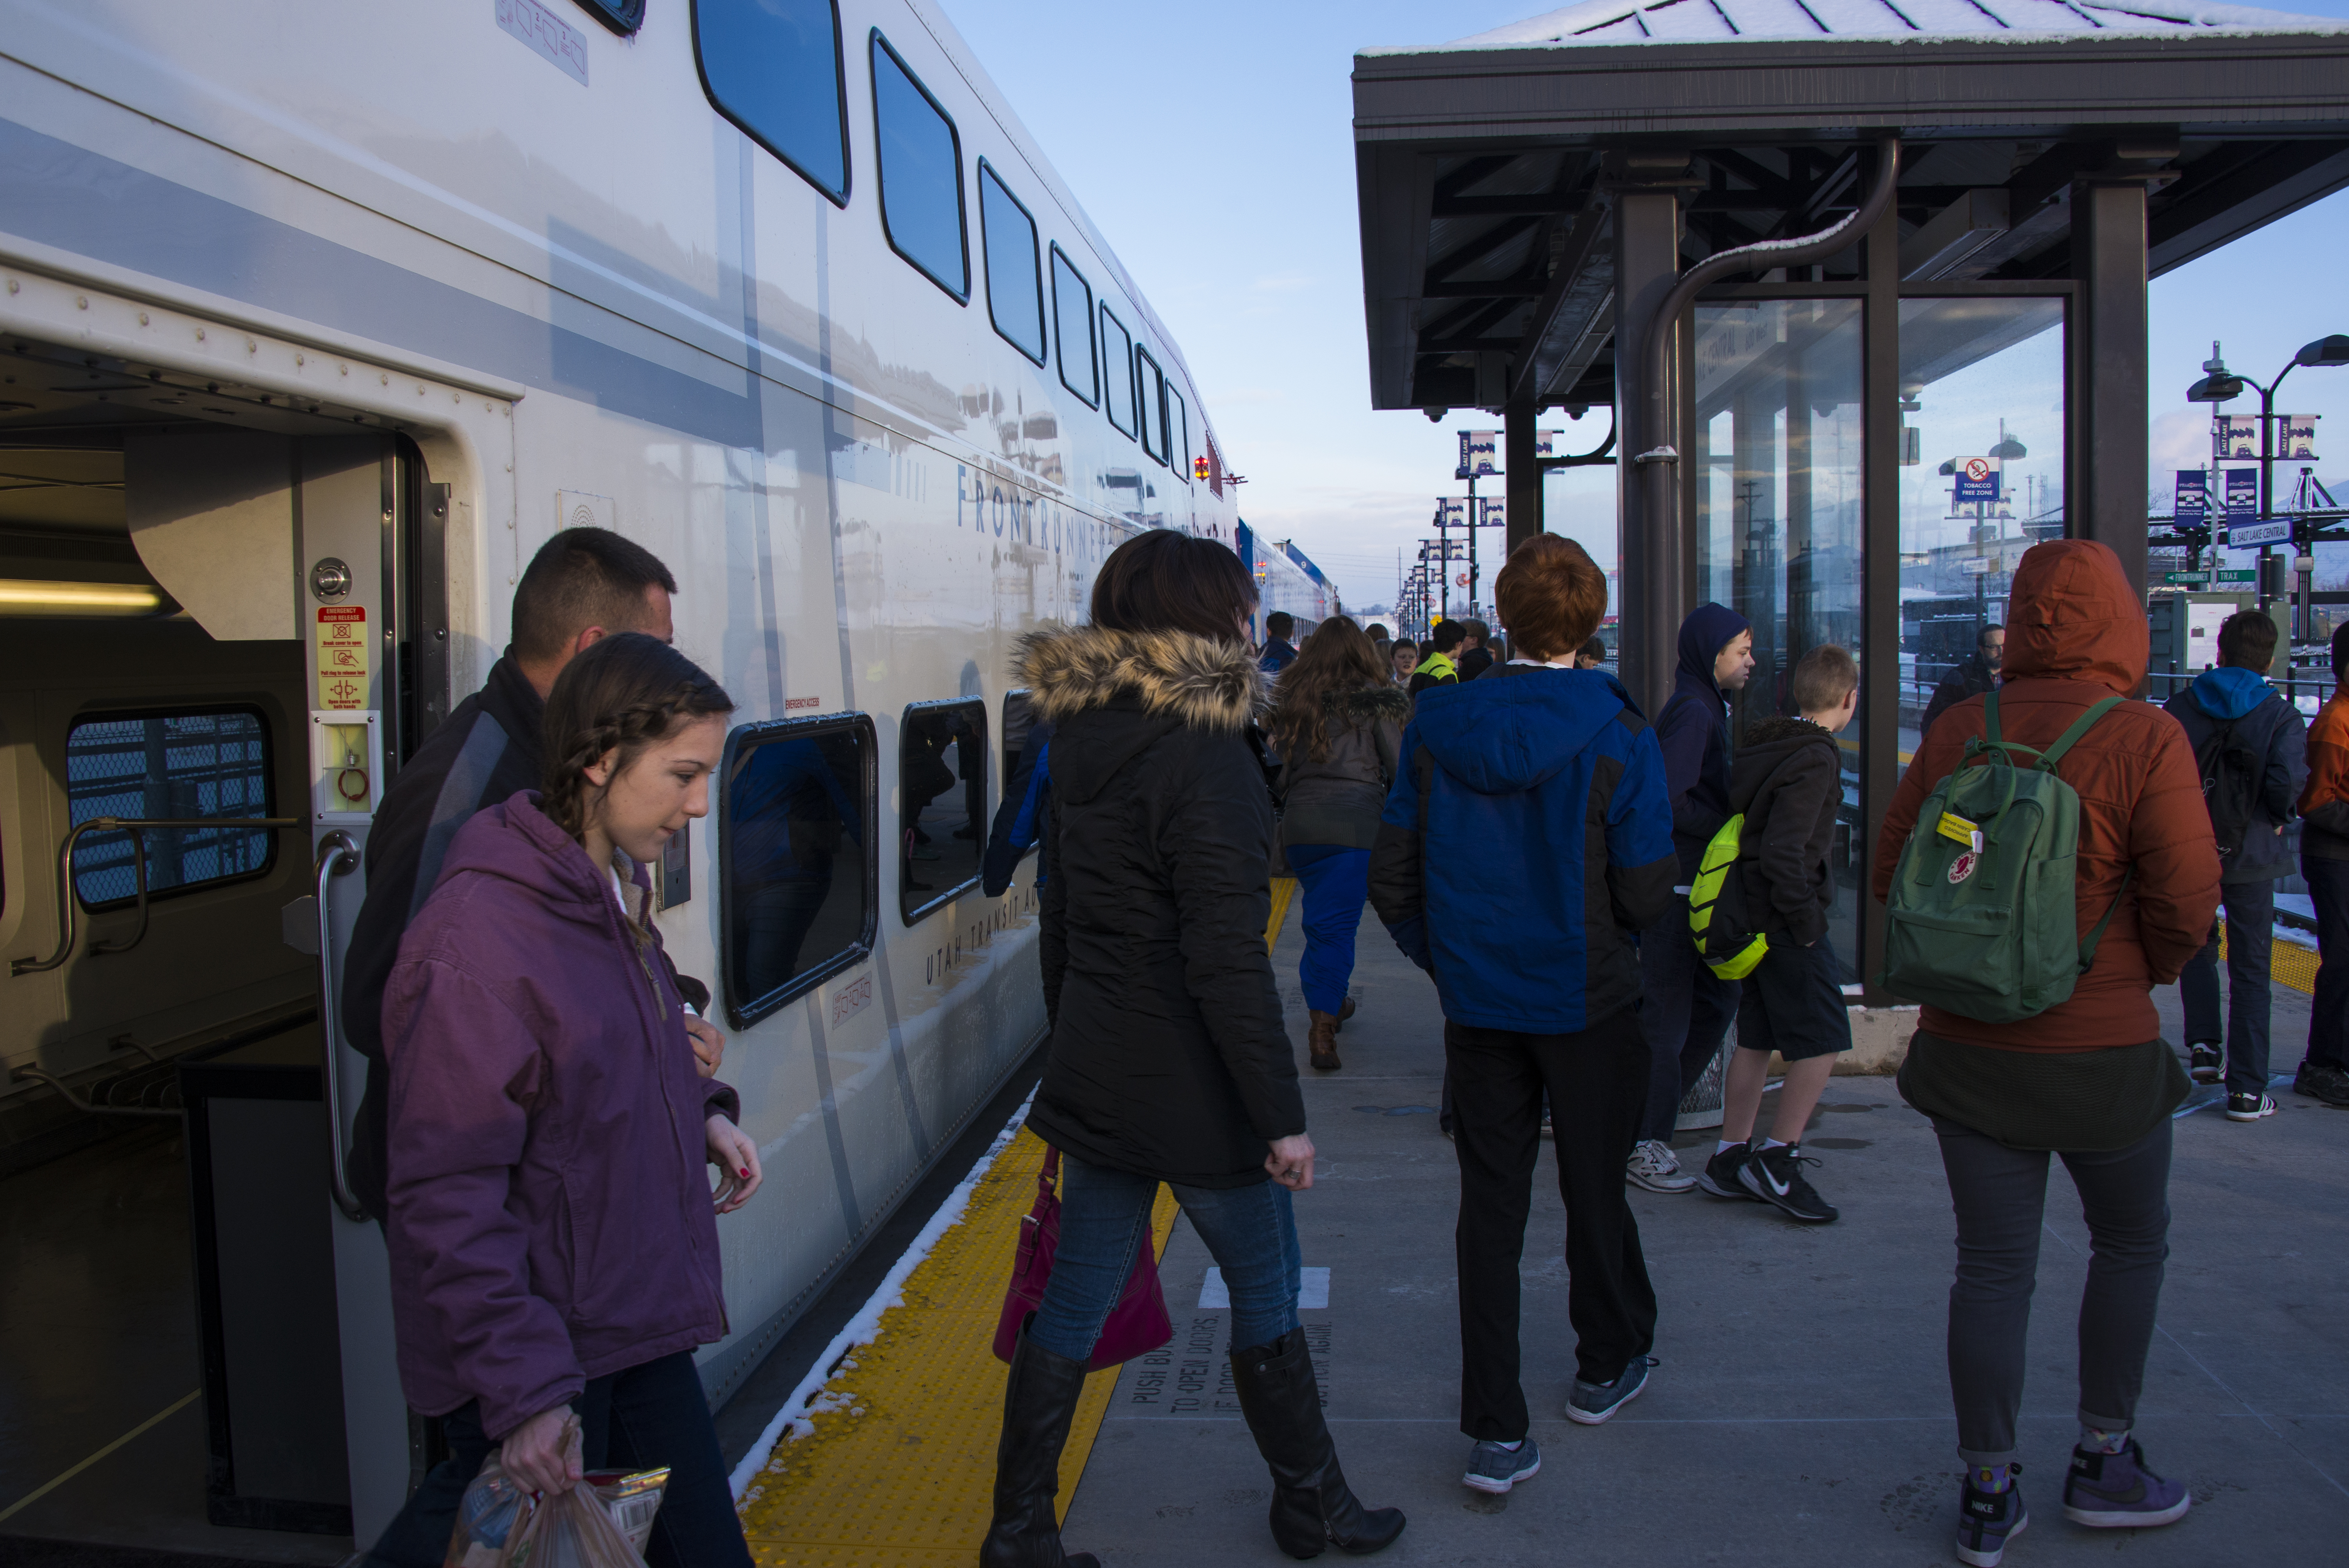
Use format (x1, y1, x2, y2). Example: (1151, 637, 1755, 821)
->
(992, 1146, 1173, 1370)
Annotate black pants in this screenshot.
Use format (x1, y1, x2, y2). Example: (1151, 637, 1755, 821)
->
(363, 1351, 751, 1568)
(2306, 856, 2349, 1074)
(1448, 1008, 1657, 1441)
(1932, 1118, 2171, 1466)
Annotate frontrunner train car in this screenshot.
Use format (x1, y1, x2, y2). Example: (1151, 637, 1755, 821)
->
(0, 0, 1239, 1547)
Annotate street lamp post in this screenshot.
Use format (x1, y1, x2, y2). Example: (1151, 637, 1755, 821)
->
(2188, 335, 2349, 627)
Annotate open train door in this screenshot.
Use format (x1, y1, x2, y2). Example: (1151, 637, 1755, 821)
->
(291, 432, 434, 1545)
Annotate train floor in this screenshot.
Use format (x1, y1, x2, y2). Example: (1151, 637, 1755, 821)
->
(726, 895, 2349, 1566)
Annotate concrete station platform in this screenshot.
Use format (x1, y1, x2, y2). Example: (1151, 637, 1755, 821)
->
(1057, 902, 2349, 1566)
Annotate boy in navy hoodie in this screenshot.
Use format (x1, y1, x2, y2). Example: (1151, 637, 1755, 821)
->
(1371, 536, 1677, 1496)
(1694, 644, 1857, 1223)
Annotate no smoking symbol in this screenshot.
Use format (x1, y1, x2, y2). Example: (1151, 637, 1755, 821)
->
(1964, 458, 1993, 482)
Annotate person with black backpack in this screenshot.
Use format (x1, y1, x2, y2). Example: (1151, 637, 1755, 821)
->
(2161, 609, 2307, 1119)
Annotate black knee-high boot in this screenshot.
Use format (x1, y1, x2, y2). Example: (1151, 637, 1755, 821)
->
(980, 1328, 1100, 1568)
(1228, 1328, 1406, 1560)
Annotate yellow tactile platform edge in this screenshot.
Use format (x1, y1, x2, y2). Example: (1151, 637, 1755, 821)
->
(2215, 923, 2318, 994)
(732, 878, 1297, 1566)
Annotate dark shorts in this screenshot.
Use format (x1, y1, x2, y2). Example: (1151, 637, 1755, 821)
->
(1736, 937, 1852, 1064)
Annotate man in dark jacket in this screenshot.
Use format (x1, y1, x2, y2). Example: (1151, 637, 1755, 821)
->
(1259, 611, 1300, 676)
(342, 527, 696, 1219)
(1631, 602, 1753, 1193)
(2162, 610, 2307, 1116)
(1456, 618, 1495, 682)
(1410, 618, 1465, 694)
(1921, 624, 2003, 739)
(1371, 535, 1675, 1494)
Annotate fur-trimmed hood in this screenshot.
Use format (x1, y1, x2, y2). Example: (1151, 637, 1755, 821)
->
(1017, 624, 1264, 733)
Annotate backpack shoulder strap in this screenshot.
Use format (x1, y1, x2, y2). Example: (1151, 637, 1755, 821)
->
(2035, 695, 2125, 772)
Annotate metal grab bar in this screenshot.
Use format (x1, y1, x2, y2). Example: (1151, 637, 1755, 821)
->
(9, 815, 305, 976)
(7, 1063, 181, 1119)
(313, 830, 368, 1222)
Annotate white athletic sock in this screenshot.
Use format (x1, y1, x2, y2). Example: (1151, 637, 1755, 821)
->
(1716, 1139, 1744, 1156)
(1757, 1137, 1789, 1153)
(1494, 1439, 1522, 1451)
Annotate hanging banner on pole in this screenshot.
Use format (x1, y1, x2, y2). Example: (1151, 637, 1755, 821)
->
(2173, 470, 2208, 527)
(2222, 468, 2259, 528)
(1435, 497, 1468, 528)
(1460, 431, 1500, 476)
(1480, 497, 1504, 531)
(2214, 416, 2260, 460)
(2279, 415, 2320, 461)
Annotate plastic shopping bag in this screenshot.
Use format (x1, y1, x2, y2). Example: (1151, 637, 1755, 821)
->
(499, 1477, 649, 1568)
(444, 1418, 667, 1568)
(445, 1452, 529, 1568)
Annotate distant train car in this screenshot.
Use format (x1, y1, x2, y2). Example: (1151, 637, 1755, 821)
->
(0, 0, 1238, 1548)
(1237, 521, 1337, 640)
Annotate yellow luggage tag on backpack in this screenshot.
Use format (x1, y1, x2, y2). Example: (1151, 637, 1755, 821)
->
(1936, 811, 1984, 853)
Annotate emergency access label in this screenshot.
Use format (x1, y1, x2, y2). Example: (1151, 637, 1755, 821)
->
(316, 606, 369, 709)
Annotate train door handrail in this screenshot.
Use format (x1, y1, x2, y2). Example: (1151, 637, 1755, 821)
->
(9, 816, 307, 977)
(312, 830, 368, 1222)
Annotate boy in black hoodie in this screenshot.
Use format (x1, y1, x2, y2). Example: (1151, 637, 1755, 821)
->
(1694, 644, 1857, 1223)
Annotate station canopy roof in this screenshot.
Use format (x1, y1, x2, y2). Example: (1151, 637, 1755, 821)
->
(1353, 0, 2349, 413)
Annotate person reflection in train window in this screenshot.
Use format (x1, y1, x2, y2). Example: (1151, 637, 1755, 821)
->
(1369, 535, 1675, 1496)
(992, 531, 1405, 1566)
(729, 736, 862, 997)
(367, 634, 758, 1568)
(341, 527, 721, 1227)
(1264, 616, 1407, 1073)
(901, 706, 980, 894)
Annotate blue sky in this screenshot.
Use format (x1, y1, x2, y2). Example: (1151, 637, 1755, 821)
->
(941, 0, 2349, 613)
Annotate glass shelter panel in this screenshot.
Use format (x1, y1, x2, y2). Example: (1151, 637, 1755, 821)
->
(1692, 299, 1865, 984)
(1895, 299, 2066, 760)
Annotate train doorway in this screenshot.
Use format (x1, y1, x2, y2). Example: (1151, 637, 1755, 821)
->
(0, 327, 446, 1563)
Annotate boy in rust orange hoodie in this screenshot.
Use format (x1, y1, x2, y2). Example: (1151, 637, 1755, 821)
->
(2292, 620, 2349, 1107)
(1873, 540, 2219, 1564)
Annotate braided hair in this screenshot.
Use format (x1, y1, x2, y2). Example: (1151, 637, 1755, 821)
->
(540, 632, 735, 841)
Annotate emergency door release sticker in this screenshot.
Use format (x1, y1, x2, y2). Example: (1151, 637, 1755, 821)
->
(317, 606, 369, 709)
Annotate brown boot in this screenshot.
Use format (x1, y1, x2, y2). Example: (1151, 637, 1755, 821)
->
(1336, 998, 1358, 1032)
(1308, 1011, 1343, 1071)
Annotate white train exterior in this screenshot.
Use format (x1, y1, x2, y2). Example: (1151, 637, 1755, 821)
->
(0, 0, 1242, 1538)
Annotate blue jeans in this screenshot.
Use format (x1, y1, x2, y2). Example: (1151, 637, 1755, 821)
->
(1028, 1155, 1301, 1360)
(2306, 856, 2349, 1073)
(1636, 900, 1739, 1142)
(363, 1351, 751, 1568)
(1287, 844, 1371, 1015)
(2179, 878, 2274, 1095)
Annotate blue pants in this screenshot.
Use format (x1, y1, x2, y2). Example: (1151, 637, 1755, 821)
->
(2306, 857, 2349, 1074)
(1028, 1155, 1301, 1360)
(1287, 844, 1371, 1015)
(363, 1351, 751, 1568)
(2179, 878, 2274, 1095)
(1636, 900, 1739, 1142)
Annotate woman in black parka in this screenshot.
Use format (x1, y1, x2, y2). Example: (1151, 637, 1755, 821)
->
(985, 532, 1403, 1568)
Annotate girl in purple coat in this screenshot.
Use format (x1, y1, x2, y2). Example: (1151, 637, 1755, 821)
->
(367, 634, 760, 1568)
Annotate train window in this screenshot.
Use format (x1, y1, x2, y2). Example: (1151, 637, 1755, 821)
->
(693, 0, 851, 206)
(66, 709, 276, 907)
(721, 713, 878, 1028)
(900, 698, 986, 923)
(573, 0, 644, 35)
(1135, 347, 1168, 465)
(1101, 308, 1137, 438)
(872, 32, 969, 302)
(978, 162, 1045, 364)
(1167, 383, 1190, 484)
(1051, 248, 1098, 408)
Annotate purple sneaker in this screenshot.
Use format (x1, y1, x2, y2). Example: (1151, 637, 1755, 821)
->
(1955, 1466, 2027, 1567)
(2063, 1439, 2190, 1528)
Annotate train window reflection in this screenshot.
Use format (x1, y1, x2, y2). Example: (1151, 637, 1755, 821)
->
(1001, 690, 1039, 866)
(978, 162, 1044, 364)
(1101, 307, 1136, 438)
(66, 708, 276, 907)
(693, 0, 850, 205)
(872, 32, 968, 302)
(900, 698, 986, 922)
(721, 714, 877, 1026)
(1167, 383, 1189, 484)
(1136, 347, 1168, 465)
(1051, 248, 1098, 408)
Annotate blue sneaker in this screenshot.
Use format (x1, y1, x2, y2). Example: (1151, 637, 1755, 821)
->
(1956, 1466, 2028, 1567)
(1566, 1356, 1654, 1424)
(2063, 1439, 2189, 1528)
(1461, 1437, 1540, 1494)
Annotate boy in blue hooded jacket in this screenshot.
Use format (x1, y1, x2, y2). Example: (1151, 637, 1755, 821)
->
(2162, 609, 2306, 1117)
(1370, 536, 1677, 1496)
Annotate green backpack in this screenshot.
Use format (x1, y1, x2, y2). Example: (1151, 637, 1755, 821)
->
(1880, 689, 2133, 1023)
(1689, 814, 1768, 980)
